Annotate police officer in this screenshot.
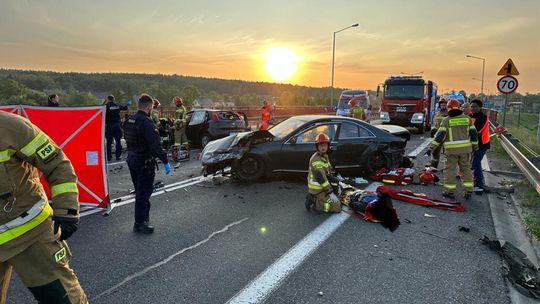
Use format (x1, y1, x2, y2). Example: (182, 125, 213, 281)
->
(0, 111, 87, 303)
(104, 95, 128, 162)
(47, 94, 60, 107)
(428, 99, 479, 199)
(348, 98, 367, 121)
(172, 96, 188, 148)
(427, 98, 448, 170)
(305, 133, 341, 213)
(124, 94, 171, 234)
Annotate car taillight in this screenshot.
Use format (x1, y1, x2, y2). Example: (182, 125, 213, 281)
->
(211, 112, 219, 121)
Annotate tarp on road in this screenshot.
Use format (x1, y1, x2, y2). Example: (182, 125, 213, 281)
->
(2, 105, 109, 208)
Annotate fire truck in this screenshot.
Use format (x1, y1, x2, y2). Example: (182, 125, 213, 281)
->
(377, 76, 437, 134)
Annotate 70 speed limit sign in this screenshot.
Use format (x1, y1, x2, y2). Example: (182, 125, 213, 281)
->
(497, 75, 519, 94)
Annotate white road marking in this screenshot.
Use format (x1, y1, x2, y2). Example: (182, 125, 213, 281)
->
(80, 175, 209, 217)
(407, 137, 432, 158)
(481, 154, 491, 171)
(226, 183, 381, 304)
(92, 217, 249, 301)
(106, 161, 125, 166)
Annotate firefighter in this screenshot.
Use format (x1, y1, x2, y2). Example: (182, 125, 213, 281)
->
(0, 111, 87, 303)
(105, 95, 128, 162)
(427, 98, 449, 170)
(469, 99, 490, 193)
(428, 99, 479, 199)
(124, 94, 171, 233)
(348, 98, 367, 121)
(172, 96, 188, 148)
(305, 133, 341, 213)
(151, 98, 161, 126)
(260, 100, 273, 130)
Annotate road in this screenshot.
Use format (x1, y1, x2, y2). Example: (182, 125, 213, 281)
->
(6, 132, 510, 304)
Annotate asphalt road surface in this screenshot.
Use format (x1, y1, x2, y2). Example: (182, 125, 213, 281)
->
(7, 132, 510, 304)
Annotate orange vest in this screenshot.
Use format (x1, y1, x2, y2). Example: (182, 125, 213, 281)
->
(471, 116, 490, 145)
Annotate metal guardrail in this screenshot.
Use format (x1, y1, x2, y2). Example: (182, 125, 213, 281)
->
(491, 120, 540, 194)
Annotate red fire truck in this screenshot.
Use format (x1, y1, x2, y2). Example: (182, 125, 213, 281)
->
(377, 76, 437, 134)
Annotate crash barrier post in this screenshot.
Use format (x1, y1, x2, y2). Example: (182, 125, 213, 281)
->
(0, 105, 110, 208)
(489, 118, 540, 194)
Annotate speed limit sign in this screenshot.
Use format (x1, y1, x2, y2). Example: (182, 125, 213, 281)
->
(497, 75, 518, 94)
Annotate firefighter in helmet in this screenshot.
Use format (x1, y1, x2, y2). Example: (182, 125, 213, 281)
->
(305, 133, 341, 213)
(427, 98, 449, 170)
(172, 96, 188, 148)
(348, 98, 367, 121)
(428, 99, 478, 199)
(0, 111, 87, 303)
(151, 98, 161, 126)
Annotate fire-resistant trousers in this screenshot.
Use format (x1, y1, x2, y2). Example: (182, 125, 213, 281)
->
(443, 153, 474, 195)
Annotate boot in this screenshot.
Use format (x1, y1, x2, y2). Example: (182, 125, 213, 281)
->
(133, 222, 155, 234)
(305, 194, 315, 211)
(464, 192, 472, 200)
(442, 192, 455, 199)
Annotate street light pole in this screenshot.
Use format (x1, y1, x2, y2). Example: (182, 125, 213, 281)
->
(466, 55, 486, 95)
(330, 23, 359, 109)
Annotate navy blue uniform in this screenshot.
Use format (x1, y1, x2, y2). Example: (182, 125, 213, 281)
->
(124, 110, 168, 225)
(105, 101, 128, 161)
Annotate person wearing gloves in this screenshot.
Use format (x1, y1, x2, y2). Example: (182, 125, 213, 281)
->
(124, 94, 171, 234)
(305, 133, 341, 213)
(0, 111, 87, 303)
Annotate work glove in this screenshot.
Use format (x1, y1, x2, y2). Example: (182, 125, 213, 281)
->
(430, 128, 437, 138)
(329, 193, 339, 204)
(164, 163, 171, 174)
(53, 217, 79, 241)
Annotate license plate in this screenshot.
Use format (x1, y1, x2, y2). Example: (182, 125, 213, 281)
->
(396, 106, 407, 112)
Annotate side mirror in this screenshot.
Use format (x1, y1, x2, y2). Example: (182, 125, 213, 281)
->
(376, 85, 380, 97)
(289, 136, 297, 145)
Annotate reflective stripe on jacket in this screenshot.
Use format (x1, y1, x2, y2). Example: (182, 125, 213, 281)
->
(308, 152, 332, 195)
(431, 113, 479, 155)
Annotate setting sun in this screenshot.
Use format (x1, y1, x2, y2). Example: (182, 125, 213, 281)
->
(263, 47, 299, 83)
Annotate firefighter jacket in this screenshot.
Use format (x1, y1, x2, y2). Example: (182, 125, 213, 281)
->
(431, 111, 479, 155)
(151, 108, 160, 126)
(470, 111, 490, 150)
(433, 110, 448, 129)
(349, 107, 366, 121)
(175, 105, 187, 129)
(0, 111, 79, 260)
(308, 152, 332, 195)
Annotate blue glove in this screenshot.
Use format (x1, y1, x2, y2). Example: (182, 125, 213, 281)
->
(164, 163, 171, 175)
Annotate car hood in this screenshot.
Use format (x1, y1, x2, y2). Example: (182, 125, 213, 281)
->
(376, 124, 408, 135)
(201, 130, 273, 165)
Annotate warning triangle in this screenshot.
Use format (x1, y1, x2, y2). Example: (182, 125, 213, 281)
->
(497, 58, 519, 76)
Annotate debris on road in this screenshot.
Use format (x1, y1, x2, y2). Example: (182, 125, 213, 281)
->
(318, 291, 324, 297)
(404, 218, 412, 224)
(458, 226, 470, 233)
(482, 236, 540, 299)
(424, 213, 437, 218)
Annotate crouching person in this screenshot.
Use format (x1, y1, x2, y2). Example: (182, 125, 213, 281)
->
(305, 133, 341, 213)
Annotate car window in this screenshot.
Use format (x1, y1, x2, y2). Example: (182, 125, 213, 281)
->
(295, 124, 338, 144)
(270, 117, 306, 140)
(339, 123, 359, 138)
(189, 111, 206, 125)
(358, 125, 374, 137)
(217, 111, 239, 120)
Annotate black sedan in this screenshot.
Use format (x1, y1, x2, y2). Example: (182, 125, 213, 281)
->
(201, 115, 409, 181)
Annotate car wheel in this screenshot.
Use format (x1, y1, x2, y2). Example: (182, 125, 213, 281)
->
(366, 152, 388, 175)
(233, 154, 266, 182)
(201, 133, 211, 148)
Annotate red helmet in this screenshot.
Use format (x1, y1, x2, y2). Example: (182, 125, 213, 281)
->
(447, 99, 461, 110)
(315, 133, 331, 145)
(348, 99, 357, 107)
(153, 98, 161, 107)
(173, 96, 183, 105)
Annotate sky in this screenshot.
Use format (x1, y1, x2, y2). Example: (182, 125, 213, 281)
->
(1, 0, 539, 94)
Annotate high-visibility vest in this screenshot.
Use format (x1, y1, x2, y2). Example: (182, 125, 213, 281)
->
(471, 116, 490, 145)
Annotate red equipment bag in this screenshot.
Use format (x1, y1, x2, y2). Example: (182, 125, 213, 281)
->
(369, 168, 414, 185)
(377, 186, 465, 212)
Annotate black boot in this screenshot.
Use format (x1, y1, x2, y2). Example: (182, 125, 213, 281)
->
(305, 194, 315, 211)
(133, 222, 155, 234)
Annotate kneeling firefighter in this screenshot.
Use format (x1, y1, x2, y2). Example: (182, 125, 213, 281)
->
(305, 133, 341, 213)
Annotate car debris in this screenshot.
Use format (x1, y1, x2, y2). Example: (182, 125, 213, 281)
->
(458, 226, 470, 233)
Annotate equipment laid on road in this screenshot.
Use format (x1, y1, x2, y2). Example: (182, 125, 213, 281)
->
(377, 186, 465, 212)
(482, 236, 540, 299)
(369, 168, 415, 185)
(418, 167, 440, 185)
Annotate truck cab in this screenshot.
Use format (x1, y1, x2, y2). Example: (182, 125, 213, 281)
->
(378, 76, 437, 133)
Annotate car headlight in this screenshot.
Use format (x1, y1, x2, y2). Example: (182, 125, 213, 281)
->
(410, 113, 424, 124)
(380, 112, 390, 122)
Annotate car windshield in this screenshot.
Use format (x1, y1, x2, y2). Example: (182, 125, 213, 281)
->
(384, 85, 424, 99)
(269, 117, 306, 140)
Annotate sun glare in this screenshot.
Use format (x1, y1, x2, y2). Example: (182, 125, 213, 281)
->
(264, 47, 298, 82)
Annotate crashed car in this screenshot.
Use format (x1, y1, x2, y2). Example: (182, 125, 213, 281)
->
(201, 115, 409, 181)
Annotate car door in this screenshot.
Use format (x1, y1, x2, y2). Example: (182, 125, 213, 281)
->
(277, 123, 339, 172)
(186, 110, 207, 144)
(334, 122, 377, 170)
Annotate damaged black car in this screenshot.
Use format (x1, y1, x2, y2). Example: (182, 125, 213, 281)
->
(201, 115, 409, 181)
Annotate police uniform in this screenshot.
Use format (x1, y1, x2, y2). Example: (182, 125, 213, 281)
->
(105, 101, 128, 161)
(173, 104, 188, 147)
(429, 109, 448, 168)
(349, 106, 366, 121)
(124, 110, 168, 231)
(431, 112, 478, 197)
(0, 111, 87, 303)
(307, 152, 341, 213)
